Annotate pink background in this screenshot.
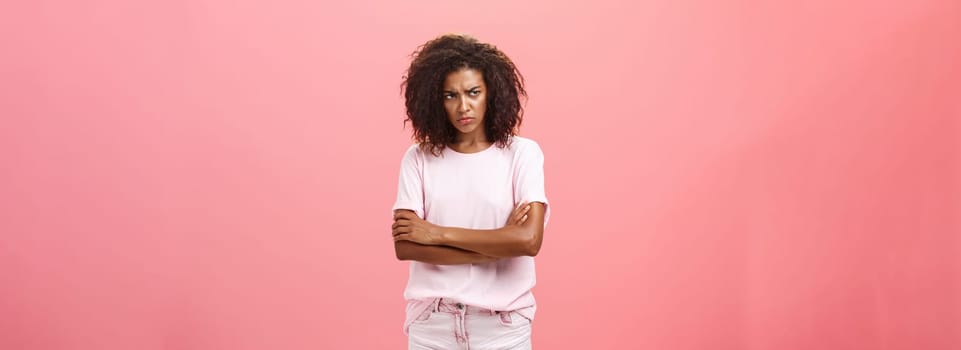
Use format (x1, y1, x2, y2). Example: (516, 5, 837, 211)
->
(2, 0, 959, 349)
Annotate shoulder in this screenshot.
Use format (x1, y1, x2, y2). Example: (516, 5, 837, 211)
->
(508, 136, 545, 157)
(400, 143, 427, 164)
(402, 143, 422, 155)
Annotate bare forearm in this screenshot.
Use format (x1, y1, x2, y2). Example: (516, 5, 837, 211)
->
(438, 203, 545, 258)
(395, 241, 498, 265)
(437, 226, 536, 258)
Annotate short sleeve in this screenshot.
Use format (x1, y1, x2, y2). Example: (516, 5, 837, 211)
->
(392, 145, 425, 218)
(513, 140, 550, 227)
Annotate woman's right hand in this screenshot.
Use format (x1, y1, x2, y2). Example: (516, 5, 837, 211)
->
(507, 202, 531, 227)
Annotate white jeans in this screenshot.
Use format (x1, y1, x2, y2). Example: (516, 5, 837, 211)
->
(408, 298, 532, 350)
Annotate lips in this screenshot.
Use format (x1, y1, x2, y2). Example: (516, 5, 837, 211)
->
(457, 117, 474, 125)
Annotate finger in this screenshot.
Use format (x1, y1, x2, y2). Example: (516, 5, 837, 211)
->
(514, 202, 527, 212)
(392, 226, 410, 236)
(516, 201, 529, 211)
(395, 233, 418, 242)
(518, 205, 530, 219)
(393, 219, 410, 228)
(511, 203, 527, 221)
(520, 214, 529, 224)
(393, 211, 414, 221)
(514, 204, 533, 224)
(510, 207, 523, 223)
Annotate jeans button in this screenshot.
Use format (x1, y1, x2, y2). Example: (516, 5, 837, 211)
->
(456, 303, 464, 309)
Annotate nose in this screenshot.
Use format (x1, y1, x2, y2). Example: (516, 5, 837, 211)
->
(458, 96, 470, 112)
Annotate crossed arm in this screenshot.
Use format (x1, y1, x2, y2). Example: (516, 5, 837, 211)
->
(392, 202, 546, 265)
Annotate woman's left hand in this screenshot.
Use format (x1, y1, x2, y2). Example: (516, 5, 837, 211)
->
(392, 211, 443, 245)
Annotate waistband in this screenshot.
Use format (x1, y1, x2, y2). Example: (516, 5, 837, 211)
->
(431, 298, 500, 315)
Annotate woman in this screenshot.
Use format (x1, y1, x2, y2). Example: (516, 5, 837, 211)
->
(391, 33, 550, 349)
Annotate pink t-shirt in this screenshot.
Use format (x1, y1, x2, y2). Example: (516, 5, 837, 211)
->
(392, 136, 550, 334)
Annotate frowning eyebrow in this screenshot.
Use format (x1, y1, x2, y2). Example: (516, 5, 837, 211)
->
(443, 86, 483, 93)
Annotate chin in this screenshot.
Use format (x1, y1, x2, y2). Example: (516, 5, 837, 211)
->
(454, 124, 479, 134)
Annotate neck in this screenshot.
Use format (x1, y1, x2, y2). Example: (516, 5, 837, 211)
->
(451, 131, 491, 153)
(454, 128, 488, 145)
(455, 136, 488, 145)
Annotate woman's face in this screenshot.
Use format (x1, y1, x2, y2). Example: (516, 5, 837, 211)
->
(443, 68, 487, 139)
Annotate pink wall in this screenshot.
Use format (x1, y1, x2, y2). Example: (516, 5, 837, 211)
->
(2, 0, 959, 349)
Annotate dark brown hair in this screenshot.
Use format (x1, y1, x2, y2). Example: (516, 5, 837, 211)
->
(401, 34, 527, 156)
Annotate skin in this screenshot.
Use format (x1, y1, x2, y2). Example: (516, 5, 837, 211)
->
(392, 67, 547, 264)
(444, 68, 491, 153)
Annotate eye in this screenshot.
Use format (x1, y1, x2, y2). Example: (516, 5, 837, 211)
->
(469, 90, 481, 96)
(443, 93, 454, 100)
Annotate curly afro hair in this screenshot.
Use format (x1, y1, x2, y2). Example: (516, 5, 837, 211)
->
(401, 34, 527, 156)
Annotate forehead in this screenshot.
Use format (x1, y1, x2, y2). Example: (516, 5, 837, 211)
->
(443, 68, 485, 90)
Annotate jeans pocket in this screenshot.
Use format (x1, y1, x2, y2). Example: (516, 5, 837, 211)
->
(411, 307, 434, 324)
(497, 311, 513, 326)
(497, 311, 530, 327)
(515, 311, 532, 325)
(497, 311, 533, 327)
